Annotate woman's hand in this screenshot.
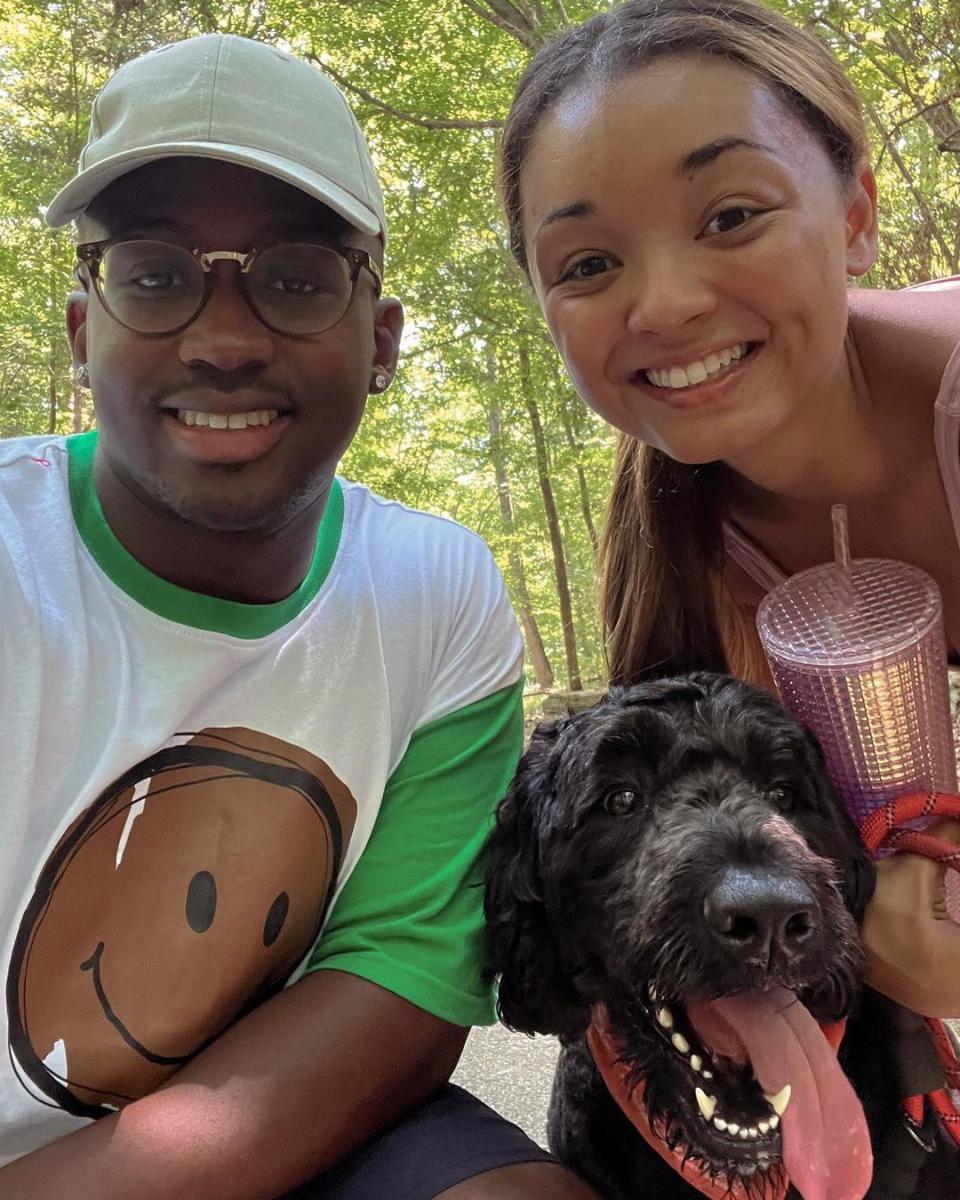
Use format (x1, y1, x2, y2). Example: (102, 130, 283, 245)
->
(862, 817, 960, 1017)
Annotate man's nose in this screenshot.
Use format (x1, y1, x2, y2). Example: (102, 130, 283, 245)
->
(177, 264, 274, 373)
(624, 252, 717, 337)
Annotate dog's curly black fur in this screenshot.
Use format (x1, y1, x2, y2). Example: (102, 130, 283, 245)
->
(485, 674, 959, 1199)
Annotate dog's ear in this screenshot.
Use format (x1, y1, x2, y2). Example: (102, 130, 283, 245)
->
(484, 720, 591, 1038)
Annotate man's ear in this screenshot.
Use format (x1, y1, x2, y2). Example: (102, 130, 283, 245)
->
(67, 289, 88, 368)
(371, 297, 404, 382)
(845, 164, 878, 279)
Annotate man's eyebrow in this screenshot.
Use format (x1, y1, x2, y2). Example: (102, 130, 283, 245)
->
(96, 216, 188, 240)
(93, 216, 349, 245)
(677, 136, 775, 175)
(268, 211, 350, 244)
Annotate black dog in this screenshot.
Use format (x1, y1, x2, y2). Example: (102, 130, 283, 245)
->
(485, 674, 959, 1199)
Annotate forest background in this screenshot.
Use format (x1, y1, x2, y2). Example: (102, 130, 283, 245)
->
(0, 0, 958, 696)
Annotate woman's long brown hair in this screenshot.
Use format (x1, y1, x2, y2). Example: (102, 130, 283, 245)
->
(499, 0, 868, 685)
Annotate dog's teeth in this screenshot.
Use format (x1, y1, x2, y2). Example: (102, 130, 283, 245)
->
(656, 1007, 674, 1030)
(768, 1114, 779, 1130)
(690, 1054, 703, 1072)
(695, 1088, 717, 1121)
(764, 1085, 791, 1117)
(671, 1033, 690, 1054)
(739, 1127, 751, 1139)
(726, 1122, 740, 1135)
(648, 984, 659, 1002)
(757, 1120, 770, 1135)
(702, 1070, 713, 1080)
(713, 1116, 727, 1132)
(746, 1126, 759, 1138)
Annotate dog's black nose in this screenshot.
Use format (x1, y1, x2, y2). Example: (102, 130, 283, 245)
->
(703, 868, 819, 968)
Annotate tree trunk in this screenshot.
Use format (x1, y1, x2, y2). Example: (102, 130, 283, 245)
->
(558, 395, 599, 556)
(486, 367, 555, 690)
(518, 343, 582, 691)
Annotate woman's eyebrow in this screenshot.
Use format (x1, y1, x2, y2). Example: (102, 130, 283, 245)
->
(535, 200, 596, 239)
(677, 135, 775, 175)
(534, 135, 776, 237)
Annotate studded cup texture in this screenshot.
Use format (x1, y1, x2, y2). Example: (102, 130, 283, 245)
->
(757, 558, 957, 826)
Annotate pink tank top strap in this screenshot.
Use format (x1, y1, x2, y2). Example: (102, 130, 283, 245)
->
(722, 521, 788, 592)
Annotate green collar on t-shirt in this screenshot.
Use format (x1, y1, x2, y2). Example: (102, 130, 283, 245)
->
(66, 430, 344, 638)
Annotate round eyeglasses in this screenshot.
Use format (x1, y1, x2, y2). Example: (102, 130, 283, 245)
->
(75, 239, 384, 337)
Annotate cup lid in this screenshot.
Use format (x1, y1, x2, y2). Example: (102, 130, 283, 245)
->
(756, 558, 943, 668)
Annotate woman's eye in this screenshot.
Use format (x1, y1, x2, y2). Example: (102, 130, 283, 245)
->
(703, 206, 760, 236)
(603, 788, 639, 816)
(558, 255, 613, 284)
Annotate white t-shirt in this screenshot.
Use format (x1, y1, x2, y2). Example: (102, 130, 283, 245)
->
(0, 431, 524, 1164)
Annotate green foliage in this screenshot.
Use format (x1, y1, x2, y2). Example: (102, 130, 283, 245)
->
(0, 0, 957, 688)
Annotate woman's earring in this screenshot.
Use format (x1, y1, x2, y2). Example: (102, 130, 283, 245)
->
(372, 370, 389, 392)
(74, 363, 90, 389)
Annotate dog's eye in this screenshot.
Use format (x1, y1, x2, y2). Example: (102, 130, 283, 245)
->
(766, 784, 796, 810)
(603, 788, 639, 816)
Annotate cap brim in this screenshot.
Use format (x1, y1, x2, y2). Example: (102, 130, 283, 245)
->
(45, 141, 383, 238)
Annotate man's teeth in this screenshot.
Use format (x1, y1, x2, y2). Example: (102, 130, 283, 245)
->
(178, 409, 279, 429)
(644, 343, 747, 389)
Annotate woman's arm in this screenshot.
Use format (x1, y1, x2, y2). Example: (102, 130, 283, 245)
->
(862, 817, 960, 1017)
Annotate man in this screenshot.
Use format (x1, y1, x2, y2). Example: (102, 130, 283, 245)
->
(0, 35, 596, 1200)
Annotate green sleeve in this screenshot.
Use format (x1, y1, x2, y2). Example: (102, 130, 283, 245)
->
(304, 680, 524, 1027)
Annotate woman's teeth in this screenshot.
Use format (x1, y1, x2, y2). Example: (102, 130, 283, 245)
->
(644, 344, 748, 389)
(177, 409, 279, 429)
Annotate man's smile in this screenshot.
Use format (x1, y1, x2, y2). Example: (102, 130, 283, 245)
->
(161, 407, 292, 466)
(176, 408, 280, 429)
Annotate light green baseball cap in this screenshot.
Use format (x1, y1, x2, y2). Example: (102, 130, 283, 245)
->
(46, 34, 387, 241)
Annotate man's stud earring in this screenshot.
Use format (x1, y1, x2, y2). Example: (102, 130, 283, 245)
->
(74, 364, 90, 388)
(373, 370, 389, 392)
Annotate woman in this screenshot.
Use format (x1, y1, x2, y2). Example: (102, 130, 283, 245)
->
(499, 0, 960, 1019)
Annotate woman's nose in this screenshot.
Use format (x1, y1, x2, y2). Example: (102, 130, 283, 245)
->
(623, 253, 717, 337)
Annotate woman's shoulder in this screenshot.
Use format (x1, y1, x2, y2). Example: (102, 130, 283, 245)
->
(849, 281, 960, 402)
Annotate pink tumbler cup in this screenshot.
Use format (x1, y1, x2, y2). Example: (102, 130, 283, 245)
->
(756, 509, 957, 828)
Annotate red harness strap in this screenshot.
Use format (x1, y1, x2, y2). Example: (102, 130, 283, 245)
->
(858, 791, 960, 1149)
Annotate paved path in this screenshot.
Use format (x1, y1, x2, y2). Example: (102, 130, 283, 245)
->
(451, 1022, 558, 1145)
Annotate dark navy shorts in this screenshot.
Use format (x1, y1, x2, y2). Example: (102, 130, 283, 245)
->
(282, 1084, 555, 1200)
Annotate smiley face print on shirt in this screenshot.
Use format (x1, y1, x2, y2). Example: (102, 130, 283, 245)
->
(7, 728, 357, 1117)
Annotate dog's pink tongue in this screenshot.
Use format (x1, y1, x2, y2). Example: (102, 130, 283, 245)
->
(688, 989, 871, 1200)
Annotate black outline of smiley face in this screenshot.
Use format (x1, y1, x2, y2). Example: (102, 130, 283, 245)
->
(7, 734, 350, 1118)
